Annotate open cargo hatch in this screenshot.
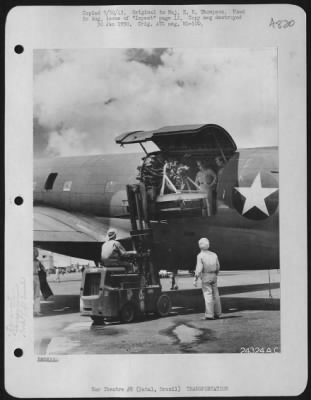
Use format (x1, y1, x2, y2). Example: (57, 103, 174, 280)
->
(115, 124, 237, 157)
(117, 124, 238, 219)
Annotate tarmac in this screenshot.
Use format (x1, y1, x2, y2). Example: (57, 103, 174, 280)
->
(34, 269, 280, 354)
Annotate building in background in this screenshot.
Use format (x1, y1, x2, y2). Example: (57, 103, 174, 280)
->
(37, 249, 95, 274)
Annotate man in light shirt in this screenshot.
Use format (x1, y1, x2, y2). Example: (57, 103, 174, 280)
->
(193, 238, 222, 320)
(195, 160, 217, 216)
(101, 228, 136, 268)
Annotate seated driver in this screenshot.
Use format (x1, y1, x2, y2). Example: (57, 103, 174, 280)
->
(101, 228, 136, 268)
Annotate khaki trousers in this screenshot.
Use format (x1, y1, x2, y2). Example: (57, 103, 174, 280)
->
(201, 276, 222, 318)
(199, 185, 213, 216)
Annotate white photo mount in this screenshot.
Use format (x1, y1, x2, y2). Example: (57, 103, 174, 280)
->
(5, 4, 307, 397)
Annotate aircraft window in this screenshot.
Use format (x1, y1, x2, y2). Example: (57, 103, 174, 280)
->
(44, 173, 58, 190)
(63, 181, 72, 191)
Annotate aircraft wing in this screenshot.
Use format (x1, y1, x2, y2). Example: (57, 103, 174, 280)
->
(34, 206, 132, 259)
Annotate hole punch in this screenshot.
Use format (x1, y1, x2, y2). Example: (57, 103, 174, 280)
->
(14, 45, 24, 54)
(14, 196, 23, 205)
(14, 348, 23, 357)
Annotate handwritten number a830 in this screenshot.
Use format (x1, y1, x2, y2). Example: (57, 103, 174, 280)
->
(269, 17, 295, 29)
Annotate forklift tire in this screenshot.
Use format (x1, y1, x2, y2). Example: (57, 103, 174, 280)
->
(119, 302, 136, 323)
(91, 316, 105, 325)
(156, 294, 172, 317)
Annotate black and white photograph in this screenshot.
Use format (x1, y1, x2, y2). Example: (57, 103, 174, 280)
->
(5, 4, 307, 397)
(33, 47, 280, 355)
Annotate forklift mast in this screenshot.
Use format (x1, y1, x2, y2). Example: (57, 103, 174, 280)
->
(126, 183, 159, 285)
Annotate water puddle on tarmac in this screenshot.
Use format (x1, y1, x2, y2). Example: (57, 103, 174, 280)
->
(63, 320, 127, 335)
(91, 324, 128, 336)
(38, 322, 127, 354)
(161, 322, 215, 352)
(45, 337, 80, 354)
(63, 322, 92, 332)
(173, 324, 202, 344)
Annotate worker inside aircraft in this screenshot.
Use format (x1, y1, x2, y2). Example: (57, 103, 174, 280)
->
(195, 160, 217, 216)
(215, 155, 225, 179)
(137, 152, 226, 217)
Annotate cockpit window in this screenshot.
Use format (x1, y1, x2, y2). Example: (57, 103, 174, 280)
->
(44, 173, 58, 190)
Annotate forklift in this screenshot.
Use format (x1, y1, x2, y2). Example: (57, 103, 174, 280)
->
(80, 183, 172, 324)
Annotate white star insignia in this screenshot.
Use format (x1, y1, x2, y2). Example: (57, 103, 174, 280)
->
(234, 173, 278, 216)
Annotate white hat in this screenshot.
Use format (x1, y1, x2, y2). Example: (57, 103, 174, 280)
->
(107, 228, 117, 239)
(198, 237, 210, 250)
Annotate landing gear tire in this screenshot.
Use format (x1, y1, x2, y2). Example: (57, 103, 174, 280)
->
(156, 294, 172, 317)
(119, 302, 136, 323)
(91, 316, 105, 325)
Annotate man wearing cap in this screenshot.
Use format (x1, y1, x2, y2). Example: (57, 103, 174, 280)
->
(193, 238, 222, 320)
(101, 228, 136, 268)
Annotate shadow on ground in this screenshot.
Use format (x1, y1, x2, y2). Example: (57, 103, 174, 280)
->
(220, 282, 279, 295)
(38, 282, 279, 318)
(39, 295, 79, 316)
(168, 282, 279, 313)
(172, 296, 279, 317)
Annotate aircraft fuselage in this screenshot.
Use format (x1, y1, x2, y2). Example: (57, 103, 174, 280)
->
(34, 147, 279, 270)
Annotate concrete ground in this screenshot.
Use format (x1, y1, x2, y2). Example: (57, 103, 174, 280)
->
(34, 270, 280, 354)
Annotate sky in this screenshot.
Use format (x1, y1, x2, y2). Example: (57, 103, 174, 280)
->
(33, 48, 277, 158)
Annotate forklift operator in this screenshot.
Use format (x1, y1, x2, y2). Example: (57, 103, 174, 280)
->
(101, 228, 137, 268)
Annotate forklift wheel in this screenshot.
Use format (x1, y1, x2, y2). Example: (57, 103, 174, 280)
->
(119, 302, 136, 323)
(91, 316, 105, 325)
(156, 294, 172, 317)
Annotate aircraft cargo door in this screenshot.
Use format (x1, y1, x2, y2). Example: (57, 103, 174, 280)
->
(116, 124, 237, 219)
(115, 124, 237, 156)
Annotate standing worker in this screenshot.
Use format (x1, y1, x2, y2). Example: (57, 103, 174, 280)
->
(215, 156, 225, 180)
(214, 156, 226, 211)
(33, 247, 53, 316)
(140, 154, 164, 196)
(195, 160, 217, 216)
(101, 228, 136, 268)
(193, 238, 222, 320)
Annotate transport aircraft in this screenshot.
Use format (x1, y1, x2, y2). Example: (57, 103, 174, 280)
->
(34, 124, 279, 271)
